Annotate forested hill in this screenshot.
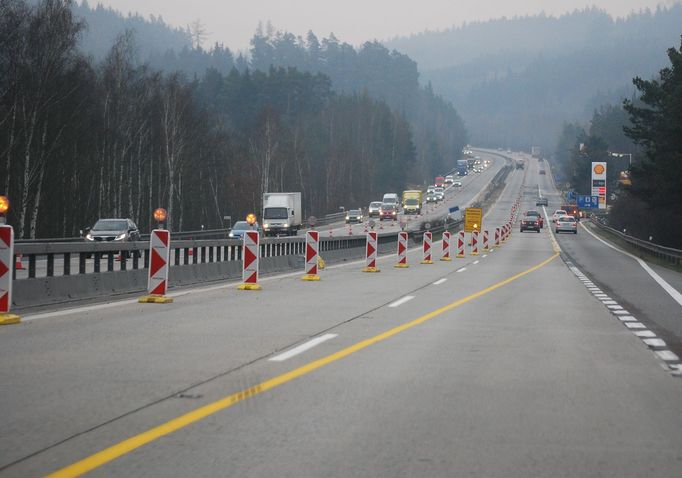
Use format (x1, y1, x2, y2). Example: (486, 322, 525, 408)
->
(72, 0, 191, 60)
(246, 29, 468, 181)
(385, 5, 682, 151)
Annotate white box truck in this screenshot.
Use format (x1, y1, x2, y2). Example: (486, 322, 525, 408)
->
(262, 192, 302, 236)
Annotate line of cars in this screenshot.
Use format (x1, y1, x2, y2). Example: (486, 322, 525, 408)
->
(520, 207, 578, 234)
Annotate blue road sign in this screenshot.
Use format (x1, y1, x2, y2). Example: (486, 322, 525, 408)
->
(567, 191, 575, 200)
(449, 206, 460, 214)
(577, 195, 599, 208)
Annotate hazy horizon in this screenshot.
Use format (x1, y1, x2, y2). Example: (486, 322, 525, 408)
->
(90, 0, 677, 51)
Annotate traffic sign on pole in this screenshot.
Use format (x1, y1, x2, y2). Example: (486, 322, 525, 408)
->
(394, 231, 409, 268)
(0, 225, 20, 325)
(238, 231, 262, 289)
(302, 231, 321, 281)
(440, 231, 452, 261)
(362, 231, 380, 273)
(464, 208, 483, 233)
(421, 231, 434, 264)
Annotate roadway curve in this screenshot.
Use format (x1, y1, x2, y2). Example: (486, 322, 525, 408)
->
(1, 151, 682, 477)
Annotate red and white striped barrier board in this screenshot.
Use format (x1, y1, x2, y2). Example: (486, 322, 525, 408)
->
(0, 225, 19, 324)
(302, 231, 321, 281)
(362, 231, 380, 272)
(457, 230, 465, 258)
(471, 230, 479, 256)
(482, 230, 489, 252)
(495, 227, 501, 247)
(440, 231, 452, 261)
(238, 231, 262, 289)
(139, 229, 173, 303)
(421, 231, 433, 264)
(394, 231, 409, 268)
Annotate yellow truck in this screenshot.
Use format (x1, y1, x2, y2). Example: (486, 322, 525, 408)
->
(402, 190, 423, 215)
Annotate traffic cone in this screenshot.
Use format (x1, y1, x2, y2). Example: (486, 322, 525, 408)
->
(15, 254, 24, 270)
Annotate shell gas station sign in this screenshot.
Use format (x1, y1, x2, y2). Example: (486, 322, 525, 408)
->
(591, 162, 607, 210)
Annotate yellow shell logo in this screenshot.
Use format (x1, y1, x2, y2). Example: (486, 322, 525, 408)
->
(594, 164, 605, 175)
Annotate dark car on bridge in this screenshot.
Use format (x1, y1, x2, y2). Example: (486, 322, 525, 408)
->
(524, 210, 544, 228)
(85, 218, 141, 242)
(345, 209, 364, 224)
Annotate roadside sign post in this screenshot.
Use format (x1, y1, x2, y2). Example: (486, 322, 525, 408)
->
(471, 230, 479, 256)
(139, 229, 173, 303)
(421, 231, 434, 264)
(440, 231, 452, 261)
(237, 231, 262, 290)
(0, 224, 20, 325)
(362, 231, 380, 273)
(394, 231, 409, 268)
(302, 231, 321, 281)
(457, 231, 465, 258)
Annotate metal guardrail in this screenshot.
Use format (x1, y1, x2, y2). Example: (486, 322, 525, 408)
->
(590, 218, 682, 266)
(15, 228, 230, 244)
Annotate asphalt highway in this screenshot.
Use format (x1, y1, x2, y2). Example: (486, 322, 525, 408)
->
(1, 152, 682, 477)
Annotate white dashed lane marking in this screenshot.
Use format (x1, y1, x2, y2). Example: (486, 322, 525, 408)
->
(269, 334, 338, 362)
(389, 296, 415, 308)
(433, 278, 447, 285)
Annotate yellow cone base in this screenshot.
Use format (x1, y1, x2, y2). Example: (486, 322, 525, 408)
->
(471, 252, 479, 256)
(394, 263, 409, 268)
(421, 260, 434, 264)
(138, 295, 173, 304)
(301, 274, 321, 281)
(440, 257, 452, 262)
(237, 283, 262, 290)
(0, 313, 21, 325)
(362, 267, 380, 273)
(456, 254, 465, 258)
(482, 248, 490, 253)
(317, 257, 326, 269)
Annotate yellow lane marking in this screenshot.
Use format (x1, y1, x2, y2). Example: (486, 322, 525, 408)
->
(47, 252, 560, 478)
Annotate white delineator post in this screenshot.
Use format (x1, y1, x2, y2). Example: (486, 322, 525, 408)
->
(421, 231, 433, 264)
(394, 231, 409, 268)
(238, 230, 262, 290)
(139, 229, 173, 303)
(440, 231, 452, 261)
(471, 230, 479, 256)
(302, 231, 321, 281)
(0, 225, 20, 325)
(362, 231, 380, 273)
(482, 230, 489, 252)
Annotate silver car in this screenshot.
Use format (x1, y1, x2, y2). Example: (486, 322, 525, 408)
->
(368, 201, 382, 218)
(555, 215, 577, 234)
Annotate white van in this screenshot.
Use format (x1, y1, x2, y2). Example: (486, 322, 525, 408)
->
(382, 193, 400, 209)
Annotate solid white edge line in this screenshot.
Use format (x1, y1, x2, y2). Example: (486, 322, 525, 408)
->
(269, 334, 338, 362)
(581, 222, 682, 307)
(433, 278, 448, 285)
(389, 295, 415, 308)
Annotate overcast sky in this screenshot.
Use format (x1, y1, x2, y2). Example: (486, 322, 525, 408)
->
(93, 1, 675, 51)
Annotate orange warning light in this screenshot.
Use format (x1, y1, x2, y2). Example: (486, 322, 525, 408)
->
(0, 196, 9, 214)
(246, 213, 257, 225)
(153, 208, 167, 223)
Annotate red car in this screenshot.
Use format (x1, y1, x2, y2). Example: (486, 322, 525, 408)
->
(379, 204, 398, 221)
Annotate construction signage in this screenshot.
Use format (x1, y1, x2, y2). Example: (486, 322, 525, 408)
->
(464, 207, 482, 233)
